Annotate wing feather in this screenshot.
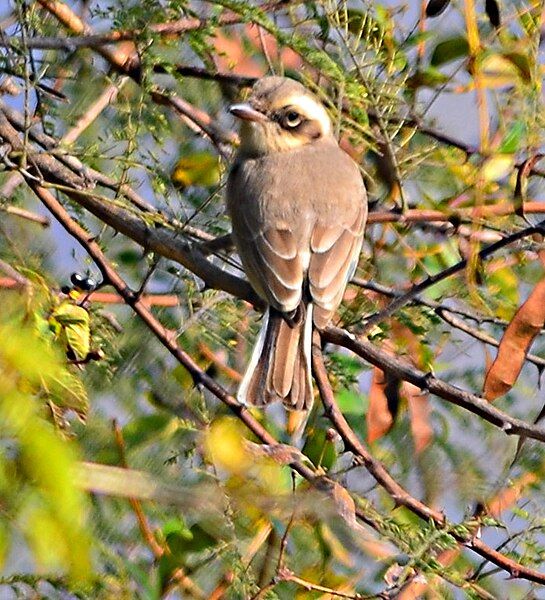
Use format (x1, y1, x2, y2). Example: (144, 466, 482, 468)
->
(226, 142, 367, 319)
(309, 201, 366, 329)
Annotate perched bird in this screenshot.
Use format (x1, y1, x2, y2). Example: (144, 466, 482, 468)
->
(227, 76, 367, 410)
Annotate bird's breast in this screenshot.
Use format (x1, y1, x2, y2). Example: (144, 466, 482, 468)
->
(228, 141, 362, 222)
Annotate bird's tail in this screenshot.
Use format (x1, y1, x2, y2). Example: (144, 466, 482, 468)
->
(238, 305, 313, 410)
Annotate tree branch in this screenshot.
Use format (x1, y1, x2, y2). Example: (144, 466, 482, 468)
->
(312, 335, 545, 585)
(323, 326, 545, 443)
(361, 220, 545, 333)
(0, 110, 259, 307)
(24, 177, 377, 544)
(351, 278, 545, 370)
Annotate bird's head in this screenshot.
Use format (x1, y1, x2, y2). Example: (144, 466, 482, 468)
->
(230, 77, 333, 157)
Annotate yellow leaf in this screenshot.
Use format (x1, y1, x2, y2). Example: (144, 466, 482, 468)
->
(480, 53, 521, 88)
(53, 302, 90, 360)
(205, 417, 252, 474)
(171, 152, 221, 189)
(481, 154, 515, 182)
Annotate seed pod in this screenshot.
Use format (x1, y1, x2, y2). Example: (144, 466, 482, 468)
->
(425, 0, 451, 17)
(485, 0, 501, 28)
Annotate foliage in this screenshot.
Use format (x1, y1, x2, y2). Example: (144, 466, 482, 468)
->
(1, 0, 545, 598)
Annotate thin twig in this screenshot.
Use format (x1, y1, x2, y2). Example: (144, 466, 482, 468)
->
(1, 204, 49, 226)
(112, 420, 164, 559)
(361, 220, 545, 333)
(351, 277, 545, 370)
(311, 335, 545, 585)
(322, 327, 545, 444)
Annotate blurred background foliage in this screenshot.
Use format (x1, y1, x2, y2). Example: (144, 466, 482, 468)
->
(1, 0, 545, 598)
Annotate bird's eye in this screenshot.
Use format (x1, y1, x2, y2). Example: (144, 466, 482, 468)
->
(283, 110, 302, 128)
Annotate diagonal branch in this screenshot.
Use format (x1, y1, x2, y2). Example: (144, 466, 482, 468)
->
(29, 171, 531, 590)
(0, 110, 258, 306)
(33, 0, 237, 152)
(323, 326, 545, 443)
(361, 220, 545, 333)
(23, 176, 383, 537)
(351, 278, 545, 370)
(311, 336, 545, 585)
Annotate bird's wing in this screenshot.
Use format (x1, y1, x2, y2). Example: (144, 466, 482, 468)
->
(309, 199, 366, 329)
(233, 207, 306, 313)
(227, 145, 367, 318)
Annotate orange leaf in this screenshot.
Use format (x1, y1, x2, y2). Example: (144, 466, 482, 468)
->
(486, 472, 538, 517)
(245, 24, 302, 70)
(483, 278, 545, 401)
(403, 383, 433, 453)
(213, 32, 263, 77)
(367, 367, 398, 443)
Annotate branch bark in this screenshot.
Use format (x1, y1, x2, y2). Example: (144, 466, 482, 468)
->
(323, 326, 545, 443)
(312, 336, 545, 585)
(0, 110, 259, 306)
(361, 220, 545, 332)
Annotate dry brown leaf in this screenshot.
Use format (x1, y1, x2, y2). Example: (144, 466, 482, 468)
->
(486, 472, 538, 517)
(403, 382, 433, 454)
(367, 367, 397, 443)
(331, 482, 359, 530)
(213, 32, 263, 77)
(483, 277, 545, 401)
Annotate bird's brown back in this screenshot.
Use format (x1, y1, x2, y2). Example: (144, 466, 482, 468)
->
(227, 137, 367, 324)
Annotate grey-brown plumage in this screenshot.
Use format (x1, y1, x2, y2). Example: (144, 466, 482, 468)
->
(227, 77, 367, 410)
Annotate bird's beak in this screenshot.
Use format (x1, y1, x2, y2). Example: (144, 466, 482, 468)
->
(229, 103, 268, 123)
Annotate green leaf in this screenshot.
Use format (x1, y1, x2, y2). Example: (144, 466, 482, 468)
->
(406, 67, 450, 90)
(486, 265, 518, 319)
(0, 303, 92, 581)
(498, 121, 527, 154)
(329, 352, 362, 379)
(158, 522, 217, 587)
(117, 248, 142, 265)
(336, 388, 365, 415)
(171, 151, 221, 189)
(503, 52, 532, 83)
(162, 517, 192, 538)
(403, 31, 435, 48)
(430, 36, 469, 66)
(49, 370, 89, 419)
(302, 426, 337, 470)
(122, 414, 175, 449)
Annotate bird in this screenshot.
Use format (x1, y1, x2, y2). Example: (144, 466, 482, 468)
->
(226, 76, 367, 410)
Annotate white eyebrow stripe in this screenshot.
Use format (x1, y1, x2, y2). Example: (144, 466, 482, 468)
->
(281, 94, 332, 136)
